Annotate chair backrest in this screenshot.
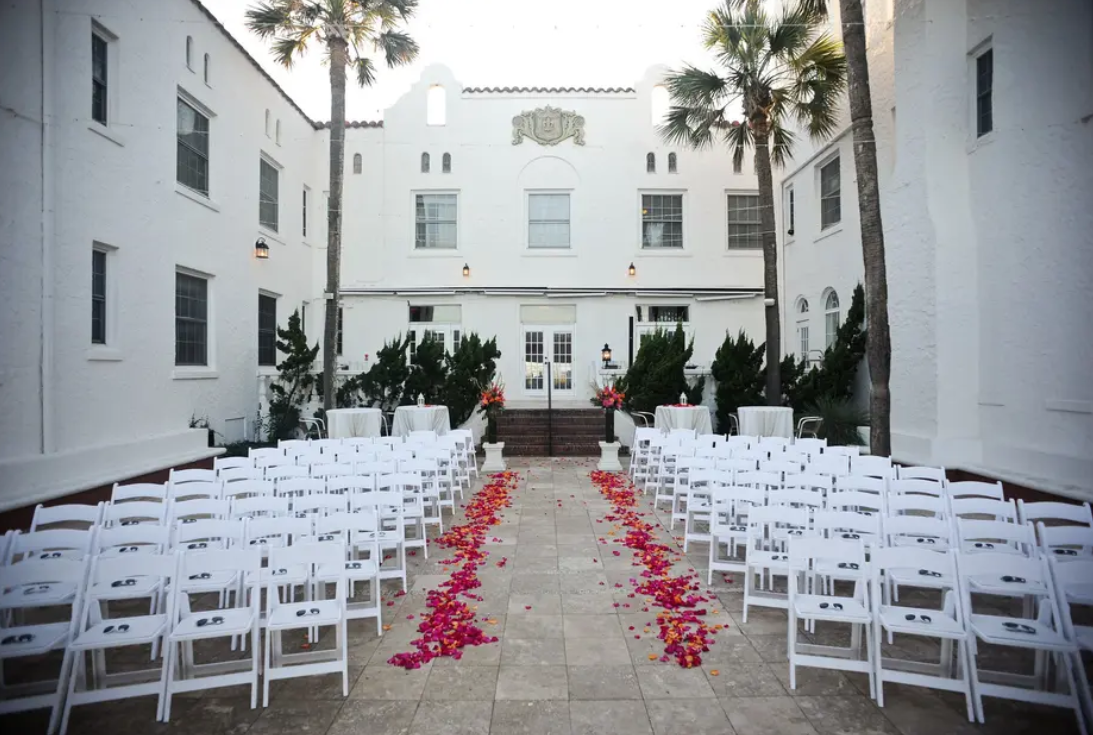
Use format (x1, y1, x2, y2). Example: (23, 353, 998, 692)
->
(218, 467, 265, 484)
(760, 459, 803, 478)
(292, 493, 348, 518)
(833, 475, 886, 496)
(812, 509, 882, 542)
(388, 472, 424, 494)
(231, 495, 291, 519)
(311, 438, 342, 451)
(783, 472, 834, 495)
(747, 504, 811, 545)
(788, 536, 865, 577)
(883, 514, 952, 548)
(254, 453, 295, 469)
(249, 447, 284, 460)
(823, 445, 861, 457)
(793, 437, 827, 453)
(957, 518, 1035, 556)
(245, 515, 310, 548)
(311, 462, 355, 479)
(343, 437, 374, 447)
(279, 439, 311, 453)
(169, 498, 231, 523)
(8, 528, 95, 562)
(949, 497, 1017, 523)
(0, 557, 88, 607)
(1049, 556, 1093, 603)
(888, 478, 944, 498)
(826, 490, 885, 516)
(266, 467, 311, 486)
(731, 447, 768, 463)
(173, 518, 245, 551)
(103, 500, 168, 526)
(897, 465, 946, 483)
(781, 447, 812, 464)
(715, 457, 757, 474)
(176, 548, 261, 605)
(267, 541, 346, 593)
(90, 551, 177, 592)
(849, 456, 893, 480)
(295, 451, 328, 467)
(220, 479, 275, 500)
(409, 429, 438, 442)
(758, 436, 790, 449)
(96, 524, 172, 555)
(111, 482, 168, 504)
(214, 456, 254, 472)
(326, 476, 375, 495)
(946, 480, 1004, 501)
(356, 460, 396, 476)
(29, 502, 103, 531)
(1036, 522, 1093, 560)
(807, 454, 850, 478)
(1018, 500, 1093, 527)
(167, 480, 222, 501)
(735, 470, 782, 492)
(870, 546, 961, 603)
(957, 551, 1051, 602)
(376, 436, 404, 447)
(767, 488, 824, 510)
(329, 448, 358, 464)
(885, 493, 946, 518)
(170, 468, 218, 486)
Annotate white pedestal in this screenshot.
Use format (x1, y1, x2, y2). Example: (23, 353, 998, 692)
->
(482, 442, 506, 472)
(597, 441, 623, 472)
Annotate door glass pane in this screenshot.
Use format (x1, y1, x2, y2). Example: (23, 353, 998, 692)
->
(553, 332, 572, 391)
(525, 331, 544, 390)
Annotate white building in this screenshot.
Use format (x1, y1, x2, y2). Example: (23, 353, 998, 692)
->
(0, 0, 765, 511)
(777, 0, 1093, 500)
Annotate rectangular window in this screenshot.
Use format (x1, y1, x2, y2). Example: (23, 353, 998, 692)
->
(415, 194, 457, 249)
(177, 97, 209, 196)
(819, 158, 841, 229)
(637, 305, 690, 324)
(528, 193, 571, 248)
(259, 157, 279, 232)
(798, 324, 809, 362)
(641, 194, 683, 248)
(787, 187, 795, 235)
(258, 294, 277, 366)
(175, 272, 208, 366)
(726, 193, 762, 249)
(301, 187, 309, 237)
(336, 306, 343, 356)
(976, 48, 993, 137)
(91, 249, 107, 344)
(91, 32, 108, 125)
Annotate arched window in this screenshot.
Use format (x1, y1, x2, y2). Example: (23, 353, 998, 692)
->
(352, 153, 362, 175)
(427, 85, 446, 126)
(650, 84, 669, 127)
(646, 152, 656, 173)
(796, 297, 810, 362)
(185, 36, 193, 69)
(203, 54, 210, 84)
(420, 152, 430, 173)
(275, 120, 281, 145)
(442, 152, 451, 173)
(668, 152, 677, 173)
(824, 290, 840, 348)
(264, 109, 270, 137)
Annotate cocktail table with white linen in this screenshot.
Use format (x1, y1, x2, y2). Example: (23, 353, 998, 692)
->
(654, 405, 714, 435)
(392, 405, 451, 438)
(326, 408, 383, 439)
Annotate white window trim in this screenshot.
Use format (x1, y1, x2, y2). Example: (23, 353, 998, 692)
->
(815, 151, 842, 236)
(524, 189, 573, 251)
(784, 184, 795, 243)
(259, 151, 282, 236)
(724, 188, 763, 252)
(823, 287, 840, 350)
(257, 289, 281, 367)
(176, 87, 215, 202)
(90, 21, 124, 146)
(87, 241, 122, 361)
(173, 266, 217, 379)
(302, 185, 311, 243)
(185, 36, 194, 71)
(967, 37, 995, 151)
(410, 189, 461, 255)
(637, 189, 689, 255)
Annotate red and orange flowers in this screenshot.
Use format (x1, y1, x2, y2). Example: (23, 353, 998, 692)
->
(594, 385, 625, 410)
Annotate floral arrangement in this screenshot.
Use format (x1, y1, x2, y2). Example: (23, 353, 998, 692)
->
(478, 380, 505, 415)
(594, 385, 625, 411)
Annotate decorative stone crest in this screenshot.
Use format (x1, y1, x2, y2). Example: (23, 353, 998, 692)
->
(512, 106, 586, 146)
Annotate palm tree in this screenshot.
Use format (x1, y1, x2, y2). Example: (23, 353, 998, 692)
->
(246, 0, 419, 411)
(661, 0, 846, 406)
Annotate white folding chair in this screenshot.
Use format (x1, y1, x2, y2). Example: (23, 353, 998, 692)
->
(292, 493, 348, 520)
(0, 558, 88, 733)
(278, 439, 311, 454)
(364, 490, 409, 592)
(1049, 557, 1093, 730)
(1038, 523, 1093, 561)
(885, 493, 947, 520)
(62, 553, 176, 730)
(168, 498, 231, 524)
(343, 437, 374, 448)
(949, 497, 1018, 524)
(172, 518, 245, 555)
(326, 476, 375, 496)
(218, 467, 265, 485)
(956, 518, 1036, 556)
(883, 513, 952, 551)
(103, 501, 168, 527)
(897, 465, 946, 483)
(741, 505, 811, 621)
(1019, 500, 1093, 528)
(760, 458, 804, 480)
(715, 457, 757, 475)
(813, 509, 882, 550)
(169, 468, 218, 488)
(214, 456, 254, 472)
(959, 552, 1086, 730)
(249, 447, 285, 462)
(167, 480, 221, 502)
(274, 477, 325, 501)
(707, 484, 765, 586)
(221, 479, 275, 501)
(735, 470, 783, 495)
(731, 446, 769, 463)
(869, 547, 976, 721)
(783, 472, 834, 497)
(5, 528, 95, 565)
(793, 437, 827, 454)
(262, 542, 349, 706)
(231, 495, 291, 520)
(823, 445, 861, 457)
(317, 512, 381, 631)
(29, 503, 103, 532)
(833, 474, 886, 497)
(311, 463, 355, 481)
(163, 548, 262, 720)
(681, 468, 718, 551)
(768, 488, 824, 513)
(787, 537, 874, 696)
(254, 453, 295, 471)
(670, 457, 715, 530)
(265, 466, 310, 484)
(111, 482, 168, 504)
(310, 438, 343, 452)
(96, 524, 172, 559)
(808, 453, 850, 478)
(946, 480, 1005, 501)
(826, 490, 885, 519)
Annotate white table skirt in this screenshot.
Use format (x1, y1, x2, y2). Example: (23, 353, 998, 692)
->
(392, 405, 451, 438)
(654, 405, 714, 435)
(326, 408, 383, 439)
(737, 406, 794, 438)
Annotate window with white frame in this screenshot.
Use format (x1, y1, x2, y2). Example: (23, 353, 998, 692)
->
(352, 153, 362, 174)
(824, 290, 840, 349)
(819, 157, 841, 229)
(795, 297, 809, 361)
(259, 156, 279, 232)
(635, 304, 692, 344)
(668, 152, 677, 173)
(786, 186, 795, 236)
(203, 53, 210, 84)
(975, 47, 993, 137)
(726, 193, 762, 249)
(641, 194, 683, 249)
(301, 186, 309, 237)
(185, 36, 193, 69)
(258, 293, 277, 366)
(176, 96, 209, 196)
(264, 109, 270, 137)
(415, 193, 457, 249)
(91, 248, 107, 344)
(420, 152, 430, 173)
(175, 271, 208, 366)
(528, 193, 570, 249)
(442, 152, 451, 173)
(408, 305, 462, 358)
(91, 29, 109, 125)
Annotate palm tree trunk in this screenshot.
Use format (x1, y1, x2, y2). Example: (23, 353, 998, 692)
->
(839, 0, 891, 455)
(752, 125, 782, 406)
(323, 37, 348, 411)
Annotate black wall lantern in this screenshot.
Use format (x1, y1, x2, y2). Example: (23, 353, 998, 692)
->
(601, 343, 612, 368)
(462, 263, 470, 277)
(627, 262, 636, 276)
(255, 237, 270, 259)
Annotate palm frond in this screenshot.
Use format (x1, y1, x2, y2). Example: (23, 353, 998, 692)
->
(664, 66, 729, 108)
(724, 120, 753, 170)
(375, 30, 419, 68)
(244, 1, 296, 38)
(766, 3, 821, 61)
(768, 120, 797, 167)
(354, 55, 376, 86)
(272, 33, 313, 67)
(659, 105, 729, 150)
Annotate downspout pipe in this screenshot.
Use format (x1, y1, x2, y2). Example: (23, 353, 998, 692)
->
(40, 0, 56, 455)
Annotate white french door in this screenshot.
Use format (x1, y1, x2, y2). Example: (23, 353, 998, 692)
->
(522, 326, 574, 396)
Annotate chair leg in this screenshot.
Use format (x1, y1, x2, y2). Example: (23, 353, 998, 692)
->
(957, 641, 975, 723)
(263, 628, 273, 707)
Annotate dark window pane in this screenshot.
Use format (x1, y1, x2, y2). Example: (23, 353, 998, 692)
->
(92, 33, 107, 124)
(641, 194, 683, 248)
(177, 99, 210, 195)
(976, 49, 993, 137)
(820, 159, 841, 229)
(259, 158, 279, 231)
(258, 294, 277, 365)
(301, 189, 308, 237)
(175, 273, 208, 366)
(92, 250, 106, 343)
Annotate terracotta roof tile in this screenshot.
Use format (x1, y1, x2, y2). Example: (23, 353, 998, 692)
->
(462, 86, 635, 94)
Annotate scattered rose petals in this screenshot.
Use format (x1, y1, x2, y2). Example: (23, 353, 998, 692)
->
(710, 669, 720, 676)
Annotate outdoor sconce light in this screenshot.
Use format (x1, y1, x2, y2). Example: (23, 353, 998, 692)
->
(255, 237, 270, 259)
(764, 297, 776, 307)
(602, 343, 612, 368)
(462, 263, 470, 277)
(628, 262, 636, 276)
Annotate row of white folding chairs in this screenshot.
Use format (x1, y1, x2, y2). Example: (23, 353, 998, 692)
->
(776, 537, 1089, 732)
(0, 540, 370, 733)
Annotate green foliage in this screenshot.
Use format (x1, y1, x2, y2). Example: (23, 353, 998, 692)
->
(443, 334, 501, 427)
(787, 284, 867, 413)
(403, 334, 447, 405)
(617, 325, 697, 414)
(806, 395, 868, 446)
(710, 331, 765, 432)
(267, 310, 319, 440)
(344, 334, 411, 412)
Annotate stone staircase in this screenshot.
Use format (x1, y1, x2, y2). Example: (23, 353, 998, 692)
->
(496, 408, 605, 456)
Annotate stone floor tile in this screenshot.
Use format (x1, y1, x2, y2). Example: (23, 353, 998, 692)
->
(772, 663, 859, 696)
(744, 632, 789, 662)
(795, 695, 901, 735)
(564, 635, 632, 665)
(869, 683, 980, 735)
(558, 557, 604, 572)
(562, 613, 623, 638)
(560, 592, 619, 614)
(720, 696, 818, 735)
(566, 665, 642, 700)
(490, 700, 572, 735)
(703, 662, 786, 697)
(506, 614, 565, 639)
(409, 700, 493, 735)
(326, 700, 419, 735)
(495, 665, 569, 700)
(424, 664, 499, 699)
(511, 574, 562, 594)
(502, 637, 567, 665)
(515, 556, 560, 573)
(645, 699, 736, 735)
(508, 593, 564, 616)
(245, 700, 343, 735)
(635, 665, 717, 699)
(352, 663, 432, 699)
(569, 700, 653, 735)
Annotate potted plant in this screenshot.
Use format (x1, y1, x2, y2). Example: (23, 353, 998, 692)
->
(479, 379, 506, 471)
(189, 413, 216, 448)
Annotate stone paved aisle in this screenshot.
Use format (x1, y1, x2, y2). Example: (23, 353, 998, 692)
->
(2, 458, 1084, 734)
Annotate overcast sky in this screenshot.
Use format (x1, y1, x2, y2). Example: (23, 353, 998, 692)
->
(201, 0, 725, 121)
